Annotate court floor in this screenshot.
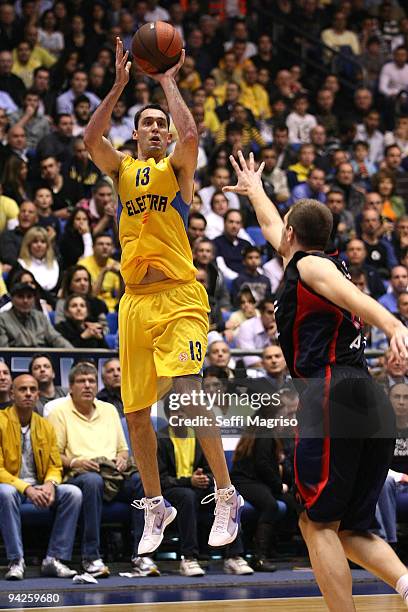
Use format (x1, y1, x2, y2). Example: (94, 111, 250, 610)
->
(2, 595, 406, 611)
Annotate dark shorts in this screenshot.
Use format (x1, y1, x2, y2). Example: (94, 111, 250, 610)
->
(294, 365, 396, 530)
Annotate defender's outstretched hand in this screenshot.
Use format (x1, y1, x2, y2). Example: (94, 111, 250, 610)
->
(223, 151, 265, 196)
(115, 37, 131, 87)
(390, 325, 408, 361)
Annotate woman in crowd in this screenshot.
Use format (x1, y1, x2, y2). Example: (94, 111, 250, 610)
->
(55, 264, 108, 334)
(231, 402, 296, 572)
(374, 169, 405, 222)
(59, 207, 93, 269)
(55, 294, 107, 348)
(38, 9, 65, 57)
(1, 157, 31, 205)
(17, 227, 60, 295)
(227, 288, 260, 335)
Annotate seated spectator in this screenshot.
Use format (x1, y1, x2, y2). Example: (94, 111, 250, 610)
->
(344, 238, 386, 299)
(196, 268, 234, 339)
(287, 144, 315, 185)
(97, 358, 123, 418)
(6, 267, 56, 312)
(0, 374, 81, 580)
(286, 93, 317, 145)
(227, 288, 260, 338)
(384, 115, 408, 158)
(356, 110, 384, 166)
(379, 265, 408, 312)
(55, 265, 108, 333)
(263, 253, 284, 294)
(0, 361, 12, 409)
(38, 9, 64, 57)
(187, 212, 207, 247)
(108, 98, 133, 148)
(231, 401, 296, 572)
(193, 238, 232, 313)
(59, 208, 93, 270)
(246, 343, 290, 389)
(29, 354, 68, 417)
(157, 408, 253, 576)
(55, 294, 107, 349)
(17, 226, 60, 294)
(1, 156, 31, 205)
(0, 200, 39, 271)
(351, 141, 377, 192)
(393, 216, 408, 261)
(8, 89, 50, 151)
(321, 11, 360, 59)
(213, 210, 252, 281)
(65, 136, 101, 198)
(207, 340, 238, 379)
(56, 69, 100, 114)
(79, 233, 121, 313)
(288, 167, 326, 206)
(0, 181, 19, 233)
(331, 162, 365, 217)
(36, 114, 75, 166)
(48, 363, 154, 578)
(72, 96, 92, 138)
(379, 144, 408, 203)
(236, 298, 278, 368)
(198, 167, 240, 216)
(38, 156, 84, 220)
(396, 291, 408, 326)
(231, 246, 272, 305)
(373, 169, 405, 222)
(326, 189, 355, 250)
(375, 349, 408, 391)
(206, 191, 252, 242)
(33, 187, 60, 241)
(239, 63, 270, 121)
(260, 146, 290, 204)
(360, 209, 398, 277)
(0, 281, 72, 348)
(272, 125, 297, 171)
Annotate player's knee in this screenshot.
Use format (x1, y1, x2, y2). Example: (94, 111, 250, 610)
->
(126, 406, 152, 429)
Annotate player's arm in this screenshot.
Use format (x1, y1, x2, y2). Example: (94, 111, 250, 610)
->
(224, 152, 285, 262)
(83, 38, 128, 181)
(297, 255, 408, 360)
(149, 50, 198, 203)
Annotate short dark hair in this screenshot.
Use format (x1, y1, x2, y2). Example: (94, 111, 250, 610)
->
(226, 121, 243, 136)
(134, 104, 170, 129)
(348, 265, 366, 281)
(203, 365, 229, 381)
(73, 94, 91, 108)
(188, 211, 207, 227)
(28, 353, 53, 374)
(224, 209, 242, 222)
(259, 297, 275, 313)
(93, 231, 113, 244)
(243, 245, 261, 258)
(92, 179, 112, 194)
(286, 199, 333, 250)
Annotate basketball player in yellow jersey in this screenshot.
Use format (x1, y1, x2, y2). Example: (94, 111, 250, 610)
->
(84, 38, 244, 556)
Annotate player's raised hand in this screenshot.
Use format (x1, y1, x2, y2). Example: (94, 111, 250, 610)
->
(114, 37, 131, 88)
(223, 151, 265, 196)
(389, 325, 408, 362)
(147, 49, 186, 83)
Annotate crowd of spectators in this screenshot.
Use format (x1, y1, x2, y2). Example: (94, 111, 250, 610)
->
(2, 0, 408, 581)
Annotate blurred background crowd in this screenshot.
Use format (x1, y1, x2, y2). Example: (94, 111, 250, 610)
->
(1, 0, 408, 578)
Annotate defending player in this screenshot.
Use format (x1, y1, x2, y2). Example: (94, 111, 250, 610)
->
(84, 39, 242, 555)
(224, 151, 408, 611)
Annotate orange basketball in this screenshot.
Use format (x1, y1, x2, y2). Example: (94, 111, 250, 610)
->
(131, 21, 183, 74)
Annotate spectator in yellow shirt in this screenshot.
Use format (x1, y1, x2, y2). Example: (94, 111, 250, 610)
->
(0, 184, 19, 233)
(239, 63, 271, 120)
(288, 143, 316, 184)
(79, 233, 122, 312)
(23, 24, 57, 69)
(178, 55, 201, 93)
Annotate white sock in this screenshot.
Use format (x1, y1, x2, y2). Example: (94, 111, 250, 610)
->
(44, 556, 55, 563)
(396, 573, 408, 600)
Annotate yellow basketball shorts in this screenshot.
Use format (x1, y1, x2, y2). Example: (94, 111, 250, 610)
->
(119, 280, 210, 413)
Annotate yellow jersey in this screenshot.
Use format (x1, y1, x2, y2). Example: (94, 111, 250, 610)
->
(117, 155, 196, 288)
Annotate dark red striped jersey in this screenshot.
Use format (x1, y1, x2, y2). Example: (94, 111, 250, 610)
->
(274, 251, 367, 378)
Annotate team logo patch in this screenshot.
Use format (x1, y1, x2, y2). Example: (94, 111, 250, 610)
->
(178, 352, 189, 362)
